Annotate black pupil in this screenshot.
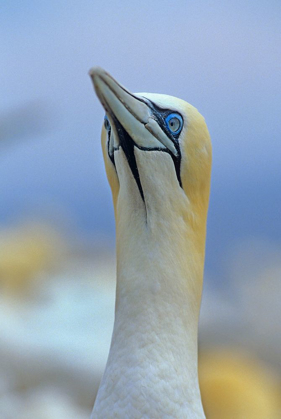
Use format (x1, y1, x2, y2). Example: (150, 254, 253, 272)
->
(170, 118, 178, 130)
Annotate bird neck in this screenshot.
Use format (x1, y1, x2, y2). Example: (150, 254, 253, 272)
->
(93, 195, 206, 418)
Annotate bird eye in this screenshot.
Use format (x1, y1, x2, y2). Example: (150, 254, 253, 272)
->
(165, 113, 183, 135)
(104, 115, 111, 131)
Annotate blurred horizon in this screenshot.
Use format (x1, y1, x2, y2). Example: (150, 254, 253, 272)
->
(1, 0, 281, 285)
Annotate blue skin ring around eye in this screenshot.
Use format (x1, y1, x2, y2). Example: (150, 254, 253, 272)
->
(165, 113, 183, 135)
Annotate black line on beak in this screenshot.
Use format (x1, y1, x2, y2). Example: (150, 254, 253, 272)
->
(141, 98, 183, 188)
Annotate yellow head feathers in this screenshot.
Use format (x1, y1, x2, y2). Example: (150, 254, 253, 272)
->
(89, 67, 212, 236)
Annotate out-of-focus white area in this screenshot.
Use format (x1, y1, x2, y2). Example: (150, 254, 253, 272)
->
(0, 223, 116, 417)
(0, 222, 280, 417)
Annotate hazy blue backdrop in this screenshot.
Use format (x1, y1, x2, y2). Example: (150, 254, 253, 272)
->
(1, 0, 280, 282)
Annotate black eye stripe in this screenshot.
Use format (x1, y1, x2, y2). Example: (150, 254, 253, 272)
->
(105, 98, 183, 197)
(142, 99, 184, 140)
(107, 122, 182, 192)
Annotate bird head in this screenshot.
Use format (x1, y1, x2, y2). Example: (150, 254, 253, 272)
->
(89, 67, 212, 241)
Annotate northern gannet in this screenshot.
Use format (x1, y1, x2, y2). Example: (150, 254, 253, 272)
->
(89, 67, 212, 418)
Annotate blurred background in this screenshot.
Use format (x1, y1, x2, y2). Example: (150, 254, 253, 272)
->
(1, 0, 280, 417)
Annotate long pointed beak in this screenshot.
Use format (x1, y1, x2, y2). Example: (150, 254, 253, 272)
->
(89, 67, 178, 156)
(89, 67, 150, 123)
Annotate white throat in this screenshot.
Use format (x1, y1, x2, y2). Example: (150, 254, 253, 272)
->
(92, 149, 206, 418)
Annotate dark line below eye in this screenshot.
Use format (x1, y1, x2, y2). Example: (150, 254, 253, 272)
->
(140, 99, 183, 186)
(108, 125, 182, 193)
(170, 150, 182, 188)
(106, 98, 183, 200)
(136, 146, 182, 189)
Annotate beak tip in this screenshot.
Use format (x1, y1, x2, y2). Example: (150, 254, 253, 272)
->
(88, 66, 107, 81)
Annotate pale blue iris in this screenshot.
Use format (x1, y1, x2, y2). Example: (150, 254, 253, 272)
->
(165, 113, 183, 135)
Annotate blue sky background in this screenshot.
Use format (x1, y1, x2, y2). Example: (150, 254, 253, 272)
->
(1, 0, 280, 282)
